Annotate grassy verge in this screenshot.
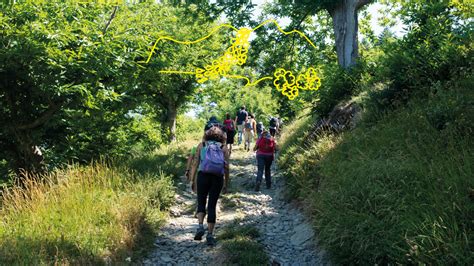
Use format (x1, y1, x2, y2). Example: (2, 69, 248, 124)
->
(128, 138, 200, 179)
(0, 162, 174, 264)
(278, 86, 473, 263)
(218, 221, 268, 265)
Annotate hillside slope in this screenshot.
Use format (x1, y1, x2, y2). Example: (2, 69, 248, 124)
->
(278, 83, 473, 264)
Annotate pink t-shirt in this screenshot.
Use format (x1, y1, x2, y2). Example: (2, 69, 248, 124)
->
(256, 137, 275, 156)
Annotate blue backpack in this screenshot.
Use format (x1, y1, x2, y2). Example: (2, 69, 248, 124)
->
(199, 141, 225, 176)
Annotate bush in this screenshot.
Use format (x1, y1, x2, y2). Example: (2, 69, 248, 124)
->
(315, 63, 363, 117)
(0, 162, 174, 264)
(370, 2, 473, 112)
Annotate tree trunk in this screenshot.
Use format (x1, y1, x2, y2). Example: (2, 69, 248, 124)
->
(11, 130, 45, 178)
(328, 0, 371, 68)
(167, 102, 177, 143)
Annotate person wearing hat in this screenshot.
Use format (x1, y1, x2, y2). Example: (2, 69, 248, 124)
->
(204, 115, 222, 131)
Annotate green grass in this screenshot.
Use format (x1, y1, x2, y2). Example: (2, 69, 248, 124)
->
(278, 85, 473, 263)
(0, 135, 199, 264)
(219, 222, 268, 265)
(127, 138, 200, 180)
(0, 162, 174, 264)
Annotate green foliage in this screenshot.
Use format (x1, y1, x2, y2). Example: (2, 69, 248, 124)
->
(127, 140, 196, 180)
(176, 114, 205, 142)
(198, 77, 279, 126)
(119, 3, 225, 141)
(370, 1, 473, 111)
(314, 63, 363, 117)
(0, 2, 125, 172)
(0, 2, 151, 174)
(0, 162, 174, 264)
(0, 1, 222, 176)
(424, 72, 474, 132)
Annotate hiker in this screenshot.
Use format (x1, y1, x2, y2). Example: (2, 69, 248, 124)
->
(205, 115, 225, 132)
(185, 117, 226, 193)
(234, 106, 248, 145)
(244, 114, 257, 151)
(253, 130, 278, 191)
(269, 116, 279, 137)
(189, 126, 230, 246)
(223, 113, 236, 154)
(256, 121, 265, 139)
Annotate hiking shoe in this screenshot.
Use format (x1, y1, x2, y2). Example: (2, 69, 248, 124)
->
(194, 227, 205, 241)
(255, 182, 261, 192)
(206, 234, 216, 246)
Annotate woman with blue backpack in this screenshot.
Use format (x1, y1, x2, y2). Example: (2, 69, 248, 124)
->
(188, 126, 230, 246)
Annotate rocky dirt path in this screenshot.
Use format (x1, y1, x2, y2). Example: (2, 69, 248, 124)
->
(143, 145, 327, 265)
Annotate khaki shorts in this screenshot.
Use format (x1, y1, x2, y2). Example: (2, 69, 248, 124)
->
(244, 130, 254, 143)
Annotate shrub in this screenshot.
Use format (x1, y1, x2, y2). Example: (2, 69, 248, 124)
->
(370, 2, 473, 112)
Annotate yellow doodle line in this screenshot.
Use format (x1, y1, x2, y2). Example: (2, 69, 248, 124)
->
(145, 23, 238, 64)
(252, 19, 316, 49)
(147, 20, 321, 99)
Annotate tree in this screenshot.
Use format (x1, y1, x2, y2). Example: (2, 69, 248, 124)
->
(116, 4, 227, 142)
(0, 2, 138, 175)
(273, 0, 373, 68)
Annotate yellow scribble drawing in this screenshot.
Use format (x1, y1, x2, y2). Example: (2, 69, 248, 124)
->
(274, 68, 321, 100)
(195, 27, 252, 83)
(145, 23, 238, 64)
(147, 19, 321, 100)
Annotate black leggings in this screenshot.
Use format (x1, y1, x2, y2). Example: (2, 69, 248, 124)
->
(196, 171, 224, 223)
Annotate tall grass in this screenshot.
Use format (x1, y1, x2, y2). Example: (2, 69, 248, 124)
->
(278, 96, 473, 263)
(0, 162, 174, 264)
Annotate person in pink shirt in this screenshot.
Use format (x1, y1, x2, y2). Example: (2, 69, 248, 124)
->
(253, 130, 278, 191)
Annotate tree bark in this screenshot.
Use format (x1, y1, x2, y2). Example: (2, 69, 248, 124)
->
(328, 0, 372, 68)
(167, 101, 177, 143)
(11, 130, 45, 178)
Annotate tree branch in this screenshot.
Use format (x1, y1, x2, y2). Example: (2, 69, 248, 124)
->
(356, 0, 373, 10)
(102, 6, 118, 35)
(289, 8, 312, 67)
(16, 102, 62, 130)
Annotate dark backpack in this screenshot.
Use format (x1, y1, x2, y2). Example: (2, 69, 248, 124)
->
(245, 119, 253, 129)
(257, 137, 275, 154)
(224, 119, 234, 131)
(237, 110, 248, 124)
(270, 117, 277, 127)
(200, 141, 225, 176)
(256, 123, 264, 133)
